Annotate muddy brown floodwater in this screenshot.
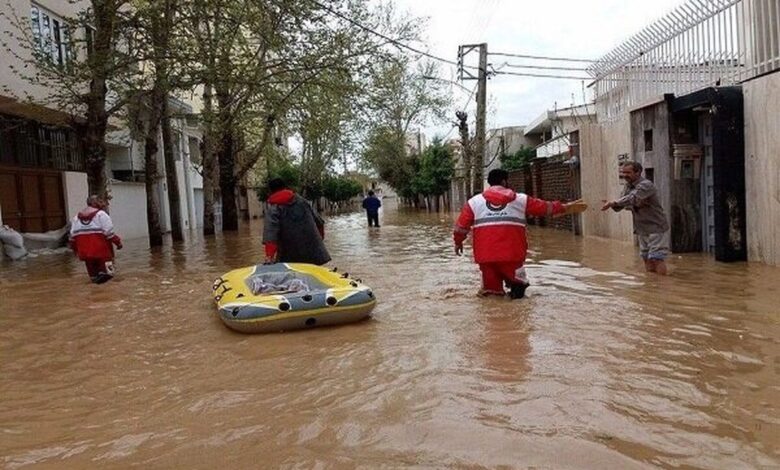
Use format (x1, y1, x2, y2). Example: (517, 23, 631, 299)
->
(1, 203, 779, 469)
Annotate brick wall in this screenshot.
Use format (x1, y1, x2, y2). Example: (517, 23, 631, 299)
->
(507, 160, 579, 232)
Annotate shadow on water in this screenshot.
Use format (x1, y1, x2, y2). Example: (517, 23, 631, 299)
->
(1, 201, 779, 468)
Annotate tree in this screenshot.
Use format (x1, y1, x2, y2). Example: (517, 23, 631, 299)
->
(411, 138, 454, 210)
(322, 175, 362, 210)
(500, 146, 536, 171)
(127, 0, 187, 245)
(183, 0, 404, 232)
(456, 110, 476, 195)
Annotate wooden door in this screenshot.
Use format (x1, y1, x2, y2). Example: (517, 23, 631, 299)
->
(0, 168, 65, 233)
(0, 171, 21, 230)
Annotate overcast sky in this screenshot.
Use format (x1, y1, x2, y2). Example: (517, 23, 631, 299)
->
(390, 0, 685, 139)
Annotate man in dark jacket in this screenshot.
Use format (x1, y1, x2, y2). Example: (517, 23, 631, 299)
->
(263, 178, 331, 265)
(361, 190, 382, 227)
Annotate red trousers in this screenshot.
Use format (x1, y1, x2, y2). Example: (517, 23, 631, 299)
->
(479, 261, 524, 294)
(83, 259, 114, 281)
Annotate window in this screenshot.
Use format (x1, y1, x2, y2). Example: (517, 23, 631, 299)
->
(30, 4, 70, 66)
(644, 129, 653, 152)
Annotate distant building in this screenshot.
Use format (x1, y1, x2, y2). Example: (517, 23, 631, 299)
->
(484, 125, 540, 175)
(523, 104, 595, 161)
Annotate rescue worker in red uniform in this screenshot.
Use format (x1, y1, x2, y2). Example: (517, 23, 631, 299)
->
(454, 169, 579, 299)
(69, 195, 123, 284)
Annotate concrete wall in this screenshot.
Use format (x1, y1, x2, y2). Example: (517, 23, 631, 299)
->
(578, 119, 634, 241)
(174, 160, 192, 231)
(629, 100, 673, 227)
(744, 72, 780, 266)
(109, 182, 148, 240)
(63, 171, 89, 220)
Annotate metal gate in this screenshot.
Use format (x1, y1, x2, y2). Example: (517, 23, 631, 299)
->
(699, 115, 715, 254)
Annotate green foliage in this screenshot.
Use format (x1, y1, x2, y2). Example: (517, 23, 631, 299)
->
(323, 176, 363, 203)
(362, 126, 415, 196)
(257, 159, 301, 201)
(362, 129, 453, 200)
(500, 146, 536, 171)
(412, 138, 454, 197)
(257, 158, 360, 204)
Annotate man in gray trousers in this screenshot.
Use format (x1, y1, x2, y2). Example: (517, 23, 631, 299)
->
(602, 161, 670, 275)
(263, 178, 331, 265)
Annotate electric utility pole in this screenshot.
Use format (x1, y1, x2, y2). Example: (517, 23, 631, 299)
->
(457, 43, 488, 194)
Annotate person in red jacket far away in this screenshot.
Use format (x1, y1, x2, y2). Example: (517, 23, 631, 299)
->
(454, 169, 586, 299)
(69, 195, 123, 284)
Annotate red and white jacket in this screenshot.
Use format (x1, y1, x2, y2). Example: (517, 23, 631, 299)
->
(453, 186, 564, 264)
(69, 207, 122, 261)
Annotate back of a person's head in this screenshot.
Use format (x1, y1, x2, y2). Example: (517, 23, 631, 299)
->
(368, 190, 375, 196)
(268, 178, 286, 193)
(87, 194, 104, 208)
(487, 169, 509, 186)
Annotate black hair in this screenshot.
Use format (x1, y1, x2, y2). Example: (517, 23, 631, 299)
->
(487, 169, 509, 186)
(368, 190, 375, 196)
(268, 178, 286, 193)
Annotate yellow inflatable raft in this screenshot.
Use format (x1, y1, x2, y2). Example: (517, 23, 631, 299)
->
(212, 263, 376, 333)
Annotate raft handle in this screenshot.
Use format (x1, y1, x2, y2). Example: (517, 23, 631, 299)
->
(301, 294, 313, 302)
(279, 302, 291, 312)
(326, 296, 337, 306)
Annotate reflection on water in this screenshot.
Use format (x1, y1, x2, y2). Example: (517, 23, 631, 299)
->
(1, 202, 779, 468)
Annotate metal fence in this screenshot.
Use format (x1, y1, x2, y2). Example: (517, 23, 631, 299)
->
(0, 113, 85, 171)
(589, 0, 780, 121)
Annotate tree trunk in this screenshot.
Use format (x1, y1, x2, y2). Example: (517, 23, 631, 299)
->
(145, 0, 175, 244)
(201, 137, 216, 235)
(82, 0, 120, 199)
(84, 122, 108, 198)
(201, 88, 217, 235)
(218, 127, 238, 231)
(161, 98, 184, 241)
(215, 81, 239, 231)
(84, 89, 109, 197)
(144, 121, 164, 247)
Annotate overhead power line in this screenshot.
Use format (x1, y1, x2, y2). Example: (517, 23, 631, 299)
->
(500, 62, 588, 72)
(493, 70, 591, 80)
(489, 51, 596, 63)
(313, 0, 478, 70)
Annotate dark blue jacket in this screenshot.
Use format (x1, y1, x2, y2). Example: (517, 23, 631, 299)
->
(362, 196, 381, 214)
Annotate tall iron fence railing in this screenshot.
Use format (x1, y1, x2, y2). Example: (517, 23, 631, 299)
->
(589, 0, 780, 121)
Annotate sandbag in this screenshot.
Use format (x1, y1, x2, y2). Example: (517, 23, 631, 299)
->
(0, 225, 28, 260)
(3, 244, 28, 260)
(0, 225, 25, 248)
(22, 223, 70, 250)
